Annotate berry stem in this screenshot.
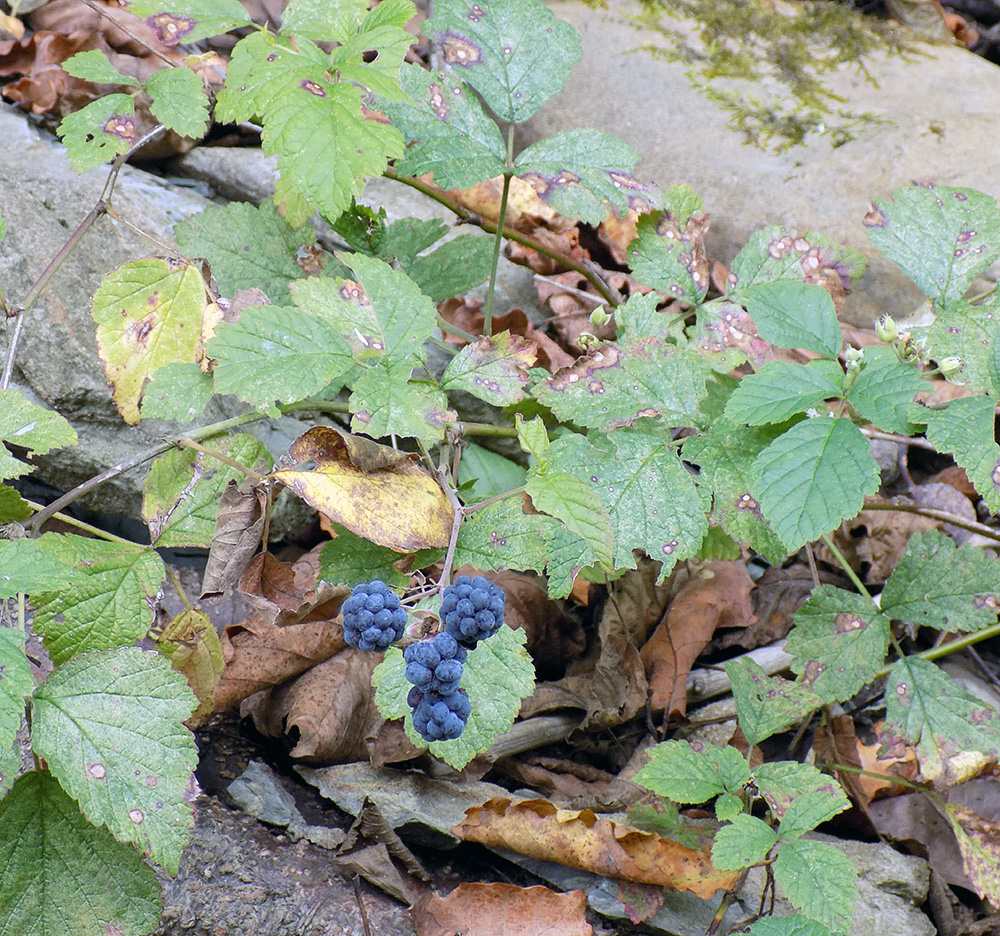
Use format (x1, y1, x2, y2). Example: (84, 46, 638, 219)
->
(436, 465, 466, 593)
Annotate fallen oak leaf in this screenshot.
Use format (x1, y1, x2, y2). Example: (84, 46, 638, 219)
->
(453, 797, 737, 900)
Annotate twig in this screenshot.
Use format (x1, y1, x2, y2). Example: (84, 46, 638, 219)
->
(436, 467, 466, 589)
(353, 877, 373, 936)
(862, 501, 1000, 543)
(859, 427, 936, 452)
(76, 0, 178, 67)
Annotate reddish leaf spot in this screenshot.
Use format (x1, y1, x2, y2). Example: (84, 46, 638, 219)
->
(301, 79, 326, 97)
(128, 808, 144, 824)
(863, 204, 888, 228)
(87, 763, 106, 780)
(441, 34, 482, 66)
(737, 493, 761, 516)
(428, 82, 449, 119)
(148, 13, 194, 46)
(801, 659, 826, 686)
(467, 4, 486, 21)
(834, 612, 865, 634)
(103, 115, 136, 143)
(145, 775, 159, 788)
(360, 103, 390, 124)
(661, 539, 678, 556)
(992, 463, 1000, 490)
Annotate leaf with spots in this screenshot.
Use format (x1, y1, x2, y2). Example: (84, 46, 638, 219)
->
(533, 339, 709, 431)
(845, 345, 926, 434)
(174, 200, 318, 307)
(327, 0, 416, 102)
(944, 804, 1000, 907)
(140, 362, 213, 422)
(773, 838, 856, 935)
(280, 0, 368, 41)
(142, 433, 273, 548)
(0, 389, 77, 481)
(726, 657, 823, 748)
(785, 586, 891, 704)
(31, 648, 198, 874)
(91, 257, 215, 425)
(525, 470, 614, 572)
(864, 182, 1000, 310)
(615, 290, 676, 341)
(0, 627, 32, 749)
(880, 656, 1000, 780)
(634, 740, 751, 803)
(57, 94, 136, 173)
(424, 0, 582, 124)
(373, 624, 535, 770)
(120, 0, 251, 44)
(751, 417, 880, 553)
(441, 331, 536, 406)
(752, 761, 845, 822)
(515, 129, 655, 225)
(921, 295, 1000, 393)
(724, 359, 844, 426)
(924, 395, 1000, 513)
(880, 529, 1000, 633)
(0, 770, 162, 936)
(29, 534, 166, 666)
(741, 281, 842, 359)
(454, 496, 551, 577)
(350, 369, 455, 443)
(682, 418, 788, 564)
(146, 65, 210, 139)
(547, 428, 707, 578)
(627, 211, 708, 306)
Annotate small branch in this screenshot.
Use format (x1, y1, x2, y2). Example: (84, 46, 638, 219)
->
(23, 498, 139, 547)
(437, 468, 466, 589)
(862, 501, 1000, 543)
(462, 486, 525, 516)
(876, 620, 1000, 679)
(820, 533, 874, 602)
(76, 0, 178, 67)
(175, 438, 268, 483)
(859, 427, 936, 452)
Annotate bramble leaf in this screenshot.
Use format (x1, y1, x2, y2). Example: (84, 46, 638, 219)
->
(726, 657, 823, 748)
(752, 417, 880, 552)
(62, 50, 140, 86)
(31, 648, 198, 873)
(944, 804, 1000, 907)
(146, 65, 209, 138)
(921, 295, 1000, 392)
(120, 0, 252, 43)
(458, 444, 527, 502)
(634, 740, 751, 803)
(627, 212, 707, 305)
(752, 762, 844, 822)
(0, 538, 82, 598)
(924, 395, 1000, 512)
(142, 433, 273, 547)
(373, 625, 535, 770)
(441, 331, 536, 406)
(711, 814, 777, 870)
(327, 0, 416, 102)
(407, 233, 494, 303)
(140, 362, 213, 422)
(454, 496, 551, 577)
(424, 0, 582, 124)
(881, 528, 1000, 632)
(30, 535, 166, 666)
(151, 608, 223, 728)
(318, 525, 411, 590)
(525, 470, 614, 571)
(280, 0, 369, 42)
(350, 369, 455, 443)
(845, 345, 926, 433)
(58, 94, 136, 172)
(0, 389, 77, 481)
(864, 182, 1000, 309)
(515, 414, 550, 470)
(0, 484, 31, 523)
(614, 290, 674, 341)
(741, 281, 842, 358)
(778, 789, 850, 840)
(773, 838, 856, 934)
(724, 359, 844, 426)
(0, 627, 31, 748)
(746, 915, 833, 936)
(786, 586, 891, 703)
(0, 770, 161, 936)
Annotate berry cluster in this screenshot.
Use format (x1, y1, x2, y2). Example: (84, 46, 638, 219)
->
(441, 574, 506, 648)
(340, 580, 407, 652)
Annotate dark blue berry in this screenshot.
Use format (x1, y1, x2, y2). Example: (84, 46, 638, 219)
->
(441, 575, 505, 648)
(342, 580, 407, 651)
(410, 689, 470, 742)
(403, 632, 466, 695)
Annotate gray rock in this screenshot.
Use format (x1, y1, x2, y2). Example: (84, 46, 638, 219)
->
(523, 1, 1000, 326)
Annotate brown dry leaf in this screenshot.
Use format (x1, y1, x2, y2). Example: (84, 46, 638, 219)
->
(534, 271, 616, 352)
(641, 561, 756, 716)
(235, 546, 345, 627)
(0, 13, 24, 41)
(243, 648, 382, 762)
(28, 0, 174, 57)
(150, 608, 224, 729)
(273, 426, 453, 551)
(497, 755, 617, 804)
(452, 175, 571, 233)
(454, 798, 737, 899)
(945, 804, 1000, 907)
(200, 479, 267, 599)
(505, 225, 590, 276)
(412, 883, 591, 936)
(368, 717, 423, 768)
(598, 208, 639, 265)
(0, 30, 93, 114)
(925, 465, 979, 499)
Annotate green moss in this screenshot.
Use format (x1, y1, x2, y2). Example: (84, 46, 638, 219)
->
(631, 0, 920, 152)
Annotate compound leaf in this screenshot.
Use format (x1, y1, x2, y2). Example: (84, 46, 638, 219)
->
(0, 389, 77, 481)
(726, 657, 823, 748)
(627, 211, 707, 305)
(634, 740, 750, 803)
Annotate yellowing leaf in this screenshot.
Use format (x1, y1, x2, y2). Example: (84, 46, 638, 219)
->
(273, 426, 452, 551)
(91, 258, 213, 424)
(151, 609, 224, 729)
(945, 804, 1000, 907)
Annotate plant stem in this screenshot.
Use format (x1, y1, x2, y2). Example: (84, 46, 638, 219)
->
(437, 468, 466, 589)
(858, 427, 936, 452)
(435, 312, 479, 345)
(289, 399, 520, 438)
(819, 533, 874, 602)
(875, 620, 1000, 679)
(175, 438, 268, 483)
(484, 162, 515, 337)
(23, 498, 139, 547)
(462, 486, 525, 515)
(76, 0, 178, 66)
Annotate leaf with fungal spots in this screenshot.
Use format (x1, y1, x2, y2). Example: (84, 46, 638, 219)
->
(349, 369, 456, 443)
(441, 331, 537, 406)
(121, 0, 252, 44)
(924, 394, 1000, 513)
(57, 94, 136, 172)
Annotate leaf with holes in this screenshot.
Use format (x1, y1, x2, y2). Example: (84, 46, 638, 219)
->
(864, 182, 1000, 309)
(326, 0, 416, 101)
(0, 389, 77, 481)
(785, 586, 890, 703)
(58, 94, 136, 172)
(424, 0, 581, 124)
(0, 770, 162, 936)
(31, 648, 198, 873)
(845, 345, 926, 434)
(30, 535, 165, 666)
(92, 258, 214, 424)
(441, 331, 536, 406)
(724, 360, 844, 426)
(752, 417, 880, 552)
(921, 295, 1000, 393)
(924, 395, 1000, 513)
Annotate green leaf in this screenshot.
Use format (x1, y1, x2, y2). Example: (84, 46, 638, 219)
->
(453, 496, 551, 576)
(0, 742, 16, 798)
(142, 433, 272, 547)
(711, 813, 778, 870)
(724, 359, 844, 426)
(682, 418, 788, 564)
(458, 444, 527, 503)
(216, 32, 403, 222)
(0, 484, 31, 523)
(375, 217, 449, 266)
(627, 212, 707, 305)
(752, 761, 844, 822)
(381, 64, 506, 189)
(746, 916, 833, 936)
(923, 295, 1000, 392)
(774, 838, 856, 934)
(441, 331, 535, 406)
(515, 129, 653, 225)
(924, 395, 1000, 512)
(425, 0, 582, 124)
(57, 94, 136, 172)
(614, 290, 673, 341)
(350, 369, 454, 443)
(280, 0, 370, 42)
(407, 233, 494, 302)
(0, 389, 77, 481)
(533, 339, 709, 431)
(318, 526, 410, 589)
(692, 297, 767, 373)
(786, 586, 891, 703)
(714, 792, 744, 823)
(881, 528, 1000, 632)
(547, 428, 707, 576)
(741, 281, 842, 358)
(845, 344, 926, 433)
(0, 538, 82, 597)
(540, 521, 598, 600)
(119, 0, 252, 42)
(730, 225, 867, 293)
(525, 470, 614, 570)
(62, 50, 140, 86)
(373, 625, 535, 769)
(515, 414, 550, 471)
(864, 182, 1000, 309)
(91, 257, 211, 424)
(778, 789, 850, 840)
(696, 525, 742, 560)
(634, 740, 751, 803)
(208, 304, 355, 406)
(752, 417, 880, 552)
(327, 0, 415, 101)
(726, 657, 823, 748)
(31, 648, 198, 873)
(174, 200, 316, 306)
(30, 535, 166, 666)
(0, 770, 162, 936)
(146, 65, 209, 138)
(0, 627, 32, 749)
(140, 361, 213, 422)
(882, 655, 1000, 767)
